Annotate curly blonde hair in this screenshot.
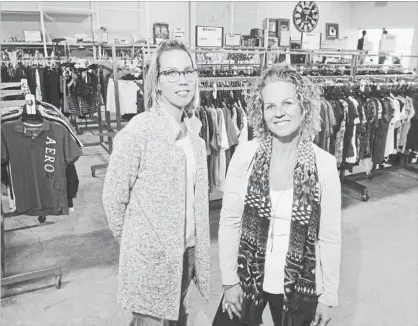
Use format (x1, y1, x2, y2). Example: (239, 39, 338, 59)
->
(144, 40, 200, 116)
(247, 63, 322, 141)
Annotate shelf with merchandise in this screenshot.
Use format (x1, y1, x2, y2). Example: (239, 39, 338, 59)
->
(199, 76, 259, 82)
(197, 63, 261, 67)
(195, 47, 264, 74)
(195, 47, 266, 53)
(1, 42, 53, 47)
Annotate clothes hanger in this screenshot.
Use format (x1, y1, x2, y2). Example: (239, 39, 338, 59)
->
(21, 101, 43, 123)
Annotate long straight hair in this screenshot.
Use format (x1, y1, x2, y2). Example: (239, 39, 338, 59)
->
(144, 40, 200, 116)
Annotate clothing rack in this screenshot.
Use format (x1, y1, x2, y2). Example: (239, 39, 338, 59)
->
(0, 87, 62, 295)
(1, 209, 62, 294)
(404, 149, 418, 173)
(90, 45, 147, 177)
(1, 56, 98, 135)
(90, 46, 122, 177)
(199, 80, 252, 206)
(200, 78, 257, 92)
(316, 76, 418, 201)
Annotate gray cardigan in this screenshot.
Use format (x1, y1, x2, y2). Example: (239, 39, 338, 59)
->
(102, 106, 210, 320)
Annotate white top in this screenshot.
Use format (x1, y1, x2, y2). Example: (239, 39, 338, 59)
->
(106, 78, 139, 115)
(263, 188, 293, 294)
(385, 96, 401, 157)
(176, 133, 197, 249)
(218, 140, 342, 307)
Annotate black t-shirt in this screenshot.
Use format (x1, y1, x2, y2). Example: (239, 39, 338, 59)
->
(1, 118, 82, 216)
(357, 38, 364, 50)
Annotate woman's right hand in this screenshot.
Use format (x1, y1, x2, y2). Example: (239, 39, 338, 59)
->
(222, 284, 244, 320)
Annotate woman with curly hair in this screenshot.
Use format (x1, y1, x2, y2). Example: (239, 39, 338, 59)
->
(103, 40, 210, 325)
(215, 64, 341, 326)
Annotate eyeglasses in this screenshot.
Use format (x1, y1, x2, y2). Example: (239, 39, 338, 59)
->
(159, 69, 197, 83)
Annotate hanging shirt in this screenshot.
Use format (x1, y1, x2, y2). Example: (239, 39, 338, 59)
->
(176, 133, 197, 249)
(231, 106, 241, 137)
(398, 97, 416, 153)
(346, 97, 360, 164)
(263, 188, 293, 294)
(35, 68, 43, 101)
(238, 108, 249, 143)
(106, 78, 139, 115)
(218, 108, 228, 191)
(385, 97, 400, 157)
(1, 118, 82, 216)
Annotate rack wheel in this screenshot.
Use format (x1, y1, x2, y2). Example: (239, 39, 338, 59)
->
(55, 276, 62, 289)
(361, 190, 370, 202)
(38, 216, 46, 223)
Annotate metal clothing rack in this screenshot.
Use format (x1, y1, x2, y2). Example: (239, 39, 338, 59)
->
(1, 84, 62, 294)
(321, 77, 418, 201)
(1, 210, 62, 294)
(90, 44, 155, 177)
(404, 150, 418, 174)
(90, 46, 122, 177)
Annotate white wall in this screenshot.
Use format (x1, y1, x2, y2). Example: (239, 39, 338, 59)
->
(350, 1, 418, 70)
(1, 1, 142, 43)
(195, 1, 358, 49)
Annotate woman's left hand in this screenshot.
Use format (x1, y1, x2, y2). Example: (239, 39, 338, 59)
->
(311, 302, 333, 326)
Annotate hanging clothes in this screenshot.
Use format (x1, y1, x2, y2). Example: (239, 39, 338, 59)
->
(1, 104, 82, 216)
(106, 77, 140, 115)
(198, 90, 250, 193)
(314, 83, 417, 172)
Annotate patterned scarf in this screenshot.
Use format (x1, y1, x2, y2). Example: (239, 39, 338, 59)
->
(237, 133, 321, 325)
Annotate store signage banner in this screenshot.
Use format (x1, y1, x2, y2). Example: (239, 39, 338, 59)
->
(380, 34, 397, 53)
(280, 31, 291, 47)
(196, 26, 224, 47)
(172, 29, 186, 44)
(24, 31, 42, 42)
(301, 32, 321, 50)
(225, 34, 241, 47)
(363, 40, 374, 51)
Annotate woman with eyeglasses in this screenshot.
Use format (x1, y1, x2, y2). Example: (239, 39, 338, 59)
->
(103, 40, 210, 326)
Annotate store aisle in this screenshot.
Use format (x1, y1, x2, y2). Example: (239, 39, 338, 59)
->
(1, 135, 417, 326)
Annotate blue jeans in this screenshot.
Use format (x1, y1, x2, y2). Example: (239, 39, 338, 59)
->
(129, 247, 195, 326)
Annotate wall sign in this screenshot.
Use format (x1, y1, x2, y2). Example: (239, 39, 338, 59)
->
(225, 34, 241, 47)
(280, 31, 291, 47)
(172, 29, 186, 44)
(380, 34, 397, 53)
(363, 40, 374, 51)
(24, 31, 42, 42)
(301, 32, 322, 50)
(196, 26, 224, 48)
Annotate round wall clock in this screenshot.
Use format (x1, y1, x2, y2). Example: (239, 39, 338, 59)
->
(293, 1, 320, 33)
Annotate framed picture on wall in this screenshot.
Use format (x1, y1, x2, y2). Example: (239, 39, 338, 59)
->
(153, 22, 170, 45)
(278, 19, 290, 32)
(326, 23, 339, 40)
